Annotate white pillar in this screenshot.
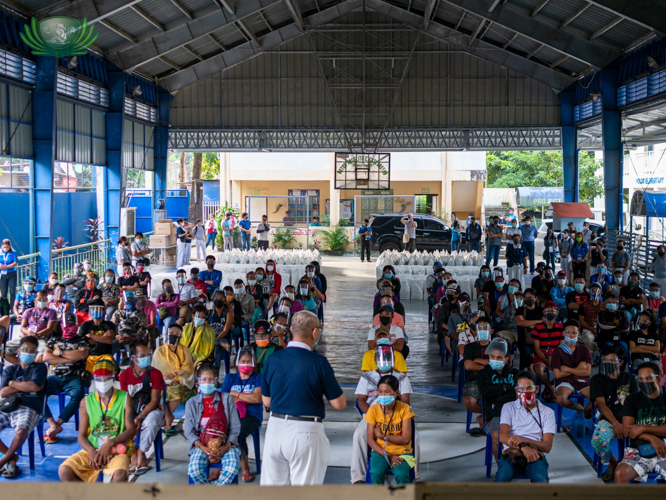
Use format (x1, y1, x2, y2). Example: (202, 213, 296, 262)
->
(219, 152, 230, 207)
(329, 153, 340, 226)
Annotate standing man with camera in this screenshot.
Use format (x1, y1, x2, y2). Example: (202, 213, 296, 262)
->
(401, 214, 417, 253)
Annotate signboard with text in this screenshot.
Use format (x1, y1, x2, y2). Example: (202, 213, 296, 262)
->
(335, 153, 390, 190)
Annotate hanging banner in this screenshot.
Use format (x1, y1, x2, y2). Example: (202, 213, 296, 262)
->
(335, 153, 390, 190)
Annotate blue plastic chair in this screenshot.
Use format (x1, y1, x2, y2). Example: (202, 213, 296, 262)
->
(57, 393, 80, 431)
(555, 393, 587, 433)
(466, 410, 472, 433)
(135, 425, 165, 472)
(451, 352, 459, 382)
(364, 418, 415, 484)
(16, 420, 46, 470)
(457, 362, 465, 403)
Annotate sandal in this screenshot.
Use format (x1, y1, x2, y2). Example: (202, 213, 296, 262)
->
(44, 435, 59, 444)
(469, 428, 485, 437)
(163, 428, 178, 436)
(601, 469, 615, 482)
(241, 472, 255, 483)
(133, 466, 151, 476)
(2, 463, 20, 479)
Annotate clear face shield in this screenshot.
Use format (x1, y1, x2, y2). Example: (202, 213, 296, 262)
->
(375, 345, 395, 372)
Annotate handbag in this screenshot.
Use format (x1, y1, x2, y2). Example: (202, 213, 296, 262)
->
(0, 395, 21, 414)
(402, 233, 410, 244)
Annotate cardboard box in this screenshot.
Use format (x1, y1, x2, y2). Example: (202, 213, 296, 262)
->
(164, 246, 177, 255)
(154, 222, 175, 235)
(150, 234, 176, 247)
(157, 219, 173, 224)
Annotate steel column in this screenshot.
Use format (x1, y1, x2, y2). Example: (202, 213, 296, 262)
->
(154, 88, 173, 219)
(601, 69, 623, 232)
(33, 56, 57, 282)
(560, 91, 579, 203)
(105, 67, 125, 248)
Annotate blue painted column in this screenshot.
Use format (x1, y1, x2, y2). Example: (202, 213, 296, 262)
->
(153, 88, 173, 220)
(33, 56, 57, 282)
(105, 66, 124, 252)
(601, 69, 623, 232)
(560, 91, 579, 203)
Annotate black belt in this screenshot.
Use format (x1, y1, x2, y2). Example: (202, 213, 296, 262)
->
(271, 413, 323, 423)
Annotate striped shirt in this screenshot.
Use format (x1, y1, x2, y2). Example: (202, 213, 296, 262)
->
(531, 322, 564, 358)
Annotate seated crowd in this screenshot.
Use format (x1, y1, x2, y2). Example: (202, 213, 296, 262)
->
(0, 245, 326, 483)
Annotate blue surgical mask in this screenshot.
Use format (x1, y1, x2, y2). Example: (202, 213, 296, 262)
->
(248, 279, 256, 286)
(489, 359, 504, 371)
(125, 301, 136, 312)
(377, 361, 392, 372)
(376, 338, 390, 346)
(615, 277, 623, 284)
(650, 291, 660, 298)
(135, 356, 151, 368)
(597, 268, 604, 275)
(477, 330, 490, 341)
(24, 285, 34, 292)
(19, 352, 35, 365)
(90, 310, 104, 320)
(105, 276, 113, 283)
(482, 272, 490, 278)
(508, 286, 518, 294)
(199, 383, 216, 395)
(606, 303, 617, 311)
(384, 273, 393, 279)
(377, 395, 395, 407)
(591, 293, 601, 301)
(495, 282, 504, 290)
(574, 283, 585, 292)
(193, 317, 205, 327)
(299, 288, 308, 296)
(564, 336, 578, 345)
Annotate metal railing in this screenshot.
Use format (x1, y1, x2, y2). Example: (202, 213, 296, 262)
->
(16, 252, 39, 288)
(51, 239, 112, 279)
(605, 229, 666, 287)
(203, 203, 220, 221)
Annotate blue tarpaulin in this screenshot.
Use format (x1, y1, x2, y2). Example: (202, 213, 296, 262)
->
(518, 187, 564, 207)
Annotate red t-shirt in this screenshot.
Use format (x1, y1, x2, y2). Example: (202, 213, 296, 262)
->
(189, 279, 208, 297)
(119, 366, 165, 400)
(201, 396, 216, 428)
(531, 322, 564, 358)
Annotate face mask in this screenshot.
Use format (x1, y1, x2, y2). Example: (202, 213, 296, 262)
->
(495, 282, 504, 290)
(614, 277, 623, 284)
(125, 301, 136, 311)
(193, 317, 205, 327)
(84, 264, 92, 271)
(545, 312, 557, 321)
(137, 266, 144, 273)
(235, 288, 245, 295)
(597, 268, 605, 274)
(207, 263, 215, 270)
(238, 365, 254, 375)
(630, 281, 637, 287)
(135, 238, 142, 243)
(190, 276, 198, 283)
(255, 339, 269, 348)
(95, 379, 114, 393)
(606, 303, 617, 311)
(54, 290, 65, 301)
(19, 352, 35, 365)
(384, 273, 393, 279)
(124, 272, 131, 278)
(513, 239, 520, 245)
(257, 274, 264, 281)
(659, 251, 666, 257)
(164, 285, 174, 294)
(62, 325, 78, 339)
(48, 278, 57, 285)
(564, 336, 578, 345)
(248, 279, 256, 286)
(494, 272, 502, 278)
(518, 392, 536, 408)
(477, 330, 490, 342)
(376, 338, 390, 346)
(286, 292, 295, 301)
(460, 304, 470, 314)
(267, 265, 274, 272)
(591, 293, 601, 301)
(379, 316, 391, 326)
(523, 298, 535, 307)
(199, 383, 216, 395)
(136, 300, 146, 310)
(576, 237, 582, 242)
(650, 291, 660, 298)
(35, 300, 47, 309)
(299, 288, 308, 296)
(508, 286, 518, 295)
(177, 277, 186, 285)
(74, 269, 82, 276)
(24, 284, 34, 292)
(377, 361, 392, 372)
(617, 246, 623, 251)
(307, 271, 314, 278)
(638, 379, 659, 397)
(512, 224, 517, 228)
(377, 395, 395, 407)
(482, 272, 490, 278)
(601, 361, 619, 377)
(90, 309, 104, 320)
(574, 283, 585, 292)
(525, 221, 531, 226)
(545, 273, 552, 279)
(639, 319, 650, 330)
(279, 305, 291, 314)
(557, 279, 566, 286)
(515, 299, 523, 308)
(489, 359, 504, 370)
(168, 335, 180, 345)
(135, 356, 151, 369)
(105, 276, 113, 283)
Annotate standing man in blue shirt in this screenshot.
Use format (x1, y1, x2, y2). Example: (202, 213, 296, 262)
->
(358, 219, 372, 263)
(261, 311, 345, 485)
(199, 255, 222, 298)
(239, 212, 252, 251)
(519, 216, 538, 274)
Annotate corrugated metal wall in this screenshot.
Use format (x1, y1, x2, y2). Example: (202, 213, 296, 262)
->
(56, 99, 107, 165)
(0, 83, 33, 158)
(170, 35, 560, 129)
(123, 118, 155, 170)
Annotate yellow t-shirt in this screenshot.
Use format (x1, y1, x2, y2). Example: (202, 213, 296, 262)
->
(361, 350, 408, 373)
(364, 401, 415, 456)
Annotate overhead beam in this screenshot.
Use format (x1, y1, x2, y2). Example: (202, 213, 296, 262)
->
(159, 56, 182, 71)
(502, 32, 517, 49)
(623, 31, 657, 52)
(468, 18, 485, 45)
(586, 0, 666, 36)
(108, 0, 284, 72)
(130, 5, 165, 32)
(526, 43, 543, 59)
(99, 19, 137, 43)
(170, 0, 194, 20)
(550, 55, 568, 68)
(487, 0, 501, 13)
(208, 33, 227, 51)
(283, 0, 305, 31)
(423, 0, 438, 30)
(161, 0, 364, 92)
(530, 0, 549, 17)
(37, 0, 143, 24)
(438, 0, 616, 69)
(589, 16, 622, 40)
(368, 0, 573, 90)
(237, 19, 260, 45)
(215, 0, 236, 14)
(560, 3, 590, 29)
(183, 45, 204, 61)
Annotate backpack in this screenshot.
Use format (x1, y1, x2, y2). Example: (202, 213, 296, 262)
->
(469, 224, 480, 240)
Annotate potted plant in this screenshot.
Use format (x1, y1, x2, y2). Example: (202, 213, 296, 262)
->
(315, 220, 351, 255)
(272, 227, 296, 249)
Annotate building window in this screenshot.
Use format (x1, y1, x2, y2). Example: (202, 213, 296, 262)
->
(0, 157, 31, 190)
(54, 162, 95, 191)
(288, 189, 320, 223)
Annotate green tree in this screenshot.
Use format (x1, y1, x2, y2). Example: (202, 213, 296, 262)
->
(201, 153, 219, 180)
(486, 151, 603, 204)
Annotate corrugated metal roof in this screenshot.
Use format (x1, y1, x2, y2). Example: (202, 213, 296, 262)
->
(106, 8, 161, 40)
(139, 0, 187, 27)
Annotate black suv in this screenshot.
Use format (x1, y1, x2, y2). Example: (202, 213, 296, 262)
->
(369, 213, 456, 253)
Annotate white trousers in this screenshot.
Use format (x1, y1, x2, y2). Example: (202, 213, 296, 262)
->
(194, 239, 206, 262)
(507, 264, 524, 289)
(560, 255, 571, 277)
(138, 409, 164, 453)
(176, 241, 188, 267)
(350, 419, 421, 484)
(260, 416, 330, 486)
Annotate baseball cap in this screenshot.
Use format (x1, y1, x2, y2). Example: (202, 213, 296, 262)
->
(543, 301, 557, 309)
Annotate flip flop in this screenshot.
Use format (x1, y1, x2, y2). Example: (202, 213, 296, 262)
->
(241, 473, 255, 483)
(2, 463, 20, 479)
(601, 469, 615, 482)
(469, 428, 485, 437)
(132, 466, 152, 476)
(163, 428, 178, 436)
(44, 435, 59, 444)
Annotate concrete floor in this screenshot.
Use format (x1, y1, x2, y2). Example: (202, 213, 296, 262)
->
(133, 253, 601, 485)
